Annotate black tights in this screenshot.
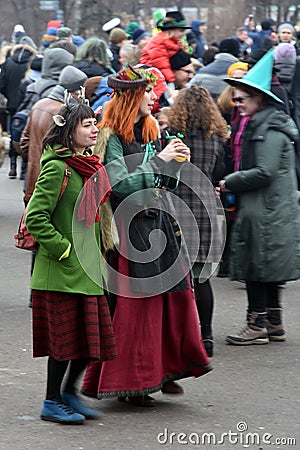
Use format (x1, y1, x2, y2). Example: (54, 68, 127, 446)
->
(246, 281, 280, 313)
(193, 279, 214, 338)
(46, 356, 89, 400)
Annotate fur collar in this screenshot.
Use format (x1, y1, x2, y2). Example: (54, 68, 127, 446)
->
(94, 127, 119, 254)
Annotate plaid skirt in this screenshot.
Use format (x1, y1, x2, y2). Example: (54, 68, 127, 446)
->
(32, 290, 117, 362)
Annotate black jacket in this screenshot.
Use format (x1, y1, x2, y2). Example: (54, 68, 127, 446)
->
(0, 45, 35, 113)
(74, 60, 113, 78)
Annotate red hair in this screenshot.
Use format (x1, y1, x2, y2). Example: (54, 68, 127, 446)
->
(99, 86, 159, 144)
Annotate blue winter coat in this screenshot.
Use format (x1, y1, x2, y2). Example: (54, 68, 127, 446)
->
(191, 20, 207, 59)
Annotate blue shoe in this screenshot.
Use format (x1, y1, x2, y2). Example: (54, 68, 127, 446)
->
(41, 399, 85, 424)
(61, 392, 102, 419)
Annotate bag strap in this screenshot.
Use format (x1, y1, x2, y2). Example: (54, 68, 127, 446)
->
(58, 161, 71, 201)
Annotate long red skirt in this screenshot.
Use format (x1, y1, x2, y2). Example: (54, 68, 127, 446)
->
(32, 290, 117, 362)
(82, 287, 212, 399)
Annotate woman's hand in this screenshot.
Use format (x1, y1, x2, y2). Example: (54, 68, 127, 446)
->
(157, 138, 191, 163)
(219, 179, 227, 192)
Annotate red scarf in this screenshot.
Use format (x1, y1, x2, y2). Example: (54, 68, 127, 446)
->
(64, 153, 112, 227)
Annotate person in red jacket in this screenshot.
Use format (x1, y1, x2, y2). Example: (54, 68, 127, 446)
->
(140, 11, 190, 89)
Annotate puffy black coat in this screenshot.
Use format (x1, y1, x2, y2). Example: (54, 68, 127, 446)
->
(0, 44, 36, 112)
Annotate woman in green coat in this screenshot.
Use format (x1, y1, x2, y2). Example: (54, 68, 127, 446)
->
(25, 101, 117, 424)
(219, 50, 300, 346)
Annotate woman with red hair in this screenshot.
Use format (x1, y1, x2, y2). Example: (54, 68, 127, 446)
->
(82, 66, 212, 407)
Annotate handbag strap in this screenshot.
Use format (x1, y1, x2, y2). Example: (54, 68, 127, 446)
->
(58, 161, 71, 202)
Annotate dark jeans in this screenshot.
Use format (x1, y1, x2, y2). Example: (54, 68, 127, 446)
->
(7, 111, 16, 159)
(246, 281, 280, 312)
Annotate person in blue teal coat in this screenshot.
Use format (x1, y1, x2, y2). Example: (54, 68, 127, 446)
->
(25, 99, 117, 424)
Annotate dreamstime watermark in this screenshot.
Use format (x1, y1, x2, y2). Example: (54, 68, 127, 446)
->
(72, 155, 226, 297)
(157, 422, 297, 446)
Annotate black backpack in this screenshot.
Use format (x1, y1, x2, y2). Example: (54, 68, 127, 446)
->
(11, 79, 56, 152)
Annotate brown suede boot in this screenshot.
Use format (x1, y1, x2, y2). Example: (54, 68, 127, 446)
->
(226, 311, 269, 345)
(266, 308, 286, 341)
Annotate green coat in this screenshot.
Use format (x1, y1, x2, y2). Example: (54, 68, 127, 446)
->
(224, 107, 300, 282)
(25, 146, 105, 295)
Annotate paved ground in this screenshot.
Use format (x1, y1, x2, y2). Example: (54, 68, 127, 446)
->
(0, 156, 299, 450)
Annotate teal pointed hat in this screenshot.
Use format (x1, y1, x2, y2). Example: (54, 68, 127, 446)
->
(224, 49, 283, 103)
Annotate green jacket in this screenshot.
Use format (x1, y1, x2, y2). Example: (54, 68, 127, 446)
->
(25, 145, 105, 295)
(225, 107, 300, 282)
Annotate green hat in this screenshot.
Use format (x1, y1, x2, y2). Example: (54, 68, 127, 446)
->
(125, 21, 139, 38)
(224, 49, 283, 104)
(153, 9, 166, 22)
(157, 11, 191, 31)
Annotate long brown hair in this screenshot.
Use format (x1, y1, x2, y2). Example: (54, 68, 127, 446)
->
(99, 86, 159, 144)
(168, 85, 228, 141)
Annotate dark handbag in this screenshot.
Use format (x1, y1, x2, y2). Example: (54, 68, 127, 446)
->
(14, 162, 71, 251)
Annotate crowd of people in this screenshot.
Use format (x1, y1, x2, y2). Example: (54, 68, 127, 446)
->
(1, 10, 300, 425)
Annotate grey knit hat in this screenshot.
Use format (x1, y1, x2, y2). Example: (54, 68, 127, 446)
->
(58, 65, 88, 91)
(277, 22, 296, 35)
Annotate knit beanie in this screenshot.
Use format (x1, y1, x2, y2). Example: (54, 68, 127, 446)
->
(170, 51, 192, 70)
(109, 27, 127, 44)
(261, 19, 275, 31)
(132, 29, 149, 45)
(274, 43, 296, 60)
(72, 35, 85, 47)
(14, 24, 25, 33)
(277, 23, 296, 35)
(219, 38, 240, 58)
(47, 27, 58, 36)
(14, 31, 26, 44)
(47, 20, 63, 29)
(125, 21, 139, 38)
(58, 65, 88, 91)
(227, 61, 248, 78)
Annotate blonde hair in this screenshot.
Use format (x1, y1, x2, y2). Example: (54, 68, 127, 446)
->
(119, 41, 139, 67)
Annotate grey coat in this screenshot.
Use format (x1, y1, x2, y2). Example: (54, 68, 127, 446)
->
(224, 107, 300, 282)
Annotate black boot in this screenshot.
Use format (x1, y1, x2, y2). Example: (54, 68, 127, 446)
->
(201, 326, 214, 357)
(8, 155, 17, 179)
(202, 336, 214, 357)
(20, 156, 27, 180)
(194, 280, 214, 357)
